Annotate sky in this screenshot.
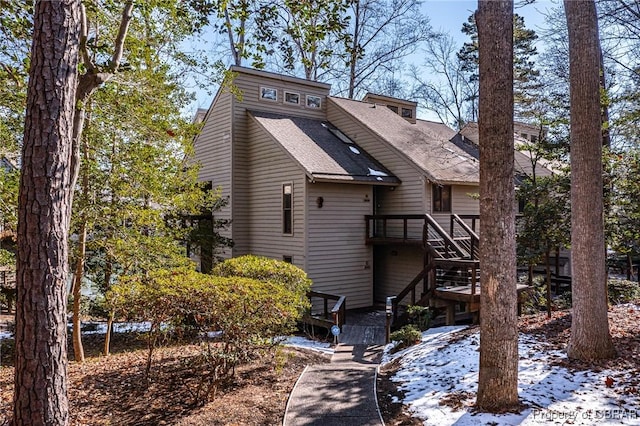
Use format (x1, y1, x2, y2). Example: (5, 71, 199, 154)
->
(188, 1, 559, 120)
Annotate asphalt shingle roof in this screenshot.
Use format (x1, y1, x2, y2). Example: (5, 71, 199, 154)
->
(249, 110, 400, 185)
(458, 122, 553, 179)
(328, 97, 480, 184)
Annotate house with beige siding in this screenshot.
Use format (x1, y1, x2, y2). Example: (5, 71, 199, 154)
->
(193, 66, 544, 314)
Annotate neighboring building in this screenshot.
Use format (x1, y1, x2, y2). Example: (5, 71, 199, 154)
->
(193, 66, 552, 313)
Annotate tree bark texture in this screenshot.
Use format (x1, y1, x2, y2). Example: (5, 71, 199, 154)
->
(476, 0, 519, 411)
(564, 0, 616, 361)
(13, 1, 81, 425)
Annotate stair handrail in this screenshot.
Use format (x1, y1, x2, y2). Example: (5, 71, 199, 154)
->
(424, 214, 467, 258)
(391, 260, 436, 322)
(450, 214, 480, 260)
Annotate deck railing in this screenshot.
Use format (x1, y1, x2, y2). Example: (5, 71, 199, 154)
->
(450, 214, 480, 260)
(365, 214, 426, 244)
(303, 290, 346, 330)
(365, 214, 467, 259)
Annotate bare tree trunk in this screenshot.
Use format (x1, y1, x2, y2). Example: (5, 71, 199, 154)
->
(71, 106, 93, 363)
(348, 0, 361, 99)
(13, 1, 81, 425)
(545, 249, 552, 318)
(71, 221, 87, 362)
(103, 258, 114, 356)
(564, 0, 616, 361)
(476, 0, 519, 411)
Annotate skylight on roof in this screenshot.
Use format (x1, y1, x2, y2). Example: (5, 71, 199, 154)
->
(324, 124, 355, 145)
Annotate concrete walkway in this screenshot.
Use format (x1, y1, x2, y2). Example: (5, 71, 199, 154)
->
(284, 310, 387, 426)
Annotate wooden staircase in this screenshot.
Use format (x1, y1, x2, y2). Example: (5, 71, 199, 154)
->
(365, 214, 530, 326)
(411, 215, 481, 325)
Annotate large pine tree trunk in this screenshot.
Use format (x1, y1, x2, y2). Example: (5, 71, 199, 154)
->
(13, 1, 81, 425)
(475, 0, 519, 411)
(564, 0, 616, 361)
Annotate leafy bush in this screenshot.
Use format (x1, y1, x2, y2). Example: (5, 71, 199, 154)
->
(390, 325, 422, 352)
(406, 305, 431, 331)
(518, 275, 549, 314)
(0, 249, 15, 266)
(212, 255, 312, 313)
(554, 291, 572, 310)
(107, 265, 309, 400)
(608, 279, 640, 304)
(213, 255, 311, 293)
(546, 279, 640, 310)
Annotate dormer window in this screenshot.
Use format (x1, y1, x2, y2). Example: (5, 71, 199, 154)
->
(387, 105, 398, 113)
(285, 91, 300, 105)
(260, 87, 277, 101)
(401, 108, 413, 118)
(306, 95, 322, 108)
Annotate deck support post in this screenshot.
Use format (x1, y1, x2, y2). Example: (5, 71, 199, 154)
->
(446, 303, 456, 325)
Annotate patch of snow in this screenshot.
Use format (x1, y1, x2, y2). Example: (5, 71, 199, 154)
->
(382, 326, 640, 425)
(349, 146, 361, 154)
(72, 321, 153, 335)
(368, 168, 388, 177)
(0, 330, 12, 340)
(206, 330, 223, 339)
(282, 336, 334, 355)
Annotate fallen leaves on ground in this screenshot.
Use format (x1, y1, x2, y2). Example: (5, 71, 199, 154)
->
(0, 333, 329, 425)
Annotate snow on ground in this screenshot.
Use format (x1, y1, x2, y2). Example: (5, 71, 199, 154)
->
(80, 321, 152, 335)
(281, 335, 334, 355)
(382, 326, 640, 425)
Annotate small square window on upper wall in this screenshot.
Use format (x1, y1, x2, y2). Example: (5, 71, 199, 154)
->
(285, 92, 300, 105)
(401, 108, 413, 118)
(306, 95, 322, 108)
(260, 87, 278, 101)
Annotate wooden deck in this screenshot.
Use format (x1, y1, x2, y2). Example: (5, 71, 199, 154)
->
(433, 283, 531, 303)
(431, 283, 531, 325)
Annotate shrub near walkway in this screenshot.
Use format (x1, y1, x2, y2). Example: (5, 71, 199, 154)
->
(106, 257, 312, 403)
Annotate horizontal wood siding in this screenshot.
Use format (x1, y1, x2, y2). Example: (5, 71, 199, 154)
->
(307, 182, 374, 309)
(231, 70, 330, 256)
(194, 90, 233, 258)
(327, 98, 425, 239)
(232, 71, 329, 120)
(246, 118, 306, 265)
(453, 184, 480, 214)
(327, 99, 428, 301)
(431, 184, 480, 229)
(374, 246, 425, 301)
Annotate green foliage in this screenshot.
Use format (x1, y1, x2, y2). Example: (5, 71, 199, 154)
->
(107, 265, 309, 400)
(606, 149, 640, 263)
(276, 0, 352, 80)
(458, 12, 540, 120)
(213, 255, 311, 294)
(0, 169, 19, 235)
(212, 255, 312, 313)
(0, 248, 15, 266)
(516, 173, 571, 267)
(406, 305, 431, 331)
(554, 291, 572, 310)
(390, 324, 422, 352)
(518, 275, 548, 315)
(551, 279, 640, 310)
(608, 279, 640, 305)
